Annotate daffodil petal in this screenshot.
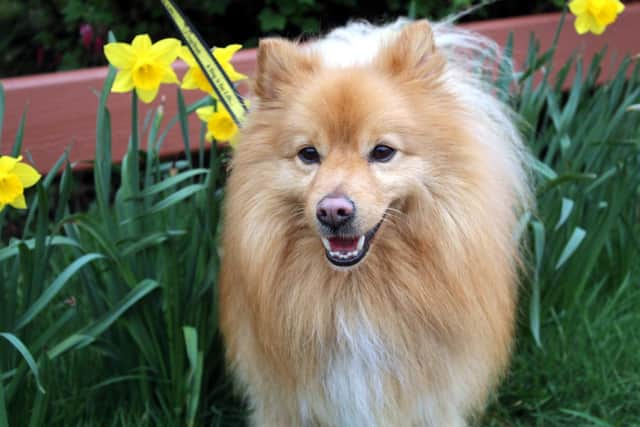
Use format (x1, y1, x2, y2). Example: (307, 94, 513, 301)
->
(149, 38, 181, 64)
(225, 67, 248, 82)
(9, 193, 27, 209)
(574, 15, 591, 34)
(179, 46, 197, 67)
(591, 23, 607, 35)
(569, 0, 587, 15)
(0, 203, 5, 212)
(208, 111, 238, 141)
(616, 1, 625, 13)
(161, 67, 179, 84)
(214, 44, 242, 63)
(11, 162, 41, 188)
(205, 130, 215, 142)
(112, 70, 135, 92)
(196, 106, 215, 122)
(132, 34, 152, 54)
(181, 68, 200, 89)
(104, 43, 136, 69)
(0, 155, 21, 173)
(136, 86, 159, 104)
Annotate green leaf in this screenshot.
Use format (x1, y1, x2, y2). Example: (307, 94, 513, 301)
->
(184, 326, 203, 427)
(559, 409, 613, 427)
(0, 372, 8, 427)
(47, 279, 159, 359)
(10, 106, 27, 157)
(0, 236, 80, 263)
(555, 227, 587, 270)
(258, 7, 286, 31)
(135, 169, 209, 198)
(530, 220, 545, 348)
(529, 155, 557, 180)
(120, 230, 186, 257)
(555, 198, 574, 231)
(0, 333, 45, 394)
(177, 89, 193, 166)
(15, 253, 104, 330)
(121, 184, 206, 224)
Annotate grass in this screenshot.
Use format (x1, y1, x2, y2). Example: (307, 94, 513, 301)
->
(1, 28, 640, 427)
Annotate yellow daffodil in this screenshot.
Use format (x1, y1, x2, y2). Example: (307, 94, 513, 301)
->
(104, 34, 181, 103)
(180, 44, 247, 95)
(0, 155, 41, 212)
(196, 106, 239, 146)
(569, 0, 625, 35)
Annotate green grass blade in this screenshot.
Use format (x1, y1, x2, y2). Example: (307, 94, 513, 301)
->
(14, 253, 104, 330)
(120, 230, 186, 257)
(184, 326, 203, 427)
(27, 376, 46, 427)
(555, 227, 587, 270)
(10, 106, 27, 157)
(0, 376, 8, 427)
(555, 198, 574, 231)
(0, 236, 80, 263)
(120, 184, 206, 224)
(47, 279, 160, 359)
(135, 169, 208, 198)
(177, 89, 193, 166)
(559, 409, 614, 427)
(0, 333, 44, 393)
(530, 220, 545, 348)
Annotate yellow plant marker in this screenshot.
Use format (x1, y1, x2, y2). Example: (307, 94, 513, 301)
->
(160, 0, 248, 126)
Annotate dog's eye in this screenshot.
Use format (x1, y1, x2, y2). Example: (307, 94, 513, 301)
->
(369, 145, 396, 163)
(298, 147, 321, 164)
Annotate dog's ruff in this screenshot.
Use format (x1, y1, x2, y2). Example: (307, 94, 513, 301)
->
(220, 18, 530, 427)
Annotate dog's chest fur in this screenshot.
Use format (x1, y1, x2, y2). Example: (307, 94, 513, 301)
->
(298, 303, 397, 427)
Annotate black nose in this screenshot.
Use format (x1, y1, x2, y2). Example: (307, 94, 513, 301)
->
(316, 194, 355, 228)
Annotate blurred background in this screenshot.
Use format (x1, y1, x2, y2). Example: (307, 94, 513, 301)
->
(0, 0, 570, 77)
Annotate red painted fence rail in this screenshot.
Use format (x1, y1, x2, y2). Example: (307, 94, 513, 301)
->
(2, 4, 639, 173)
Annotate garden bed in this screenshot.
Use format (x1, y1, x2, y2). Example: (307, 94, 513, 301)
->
(2, 4, 640, 173)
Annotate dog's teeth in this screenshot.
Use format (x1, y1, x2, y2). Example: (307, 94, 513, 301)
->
(322, 238, 331, 251)
(357, 235, 365, 251)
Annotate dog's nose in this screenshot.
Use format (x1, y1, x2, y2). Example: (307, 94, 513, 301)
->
(316, 195, 355, 228)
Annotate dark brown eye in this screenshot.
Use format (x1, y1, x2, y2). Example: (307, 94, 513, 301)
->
(369, 144, 396, 163)
(298, 146, 320, 164)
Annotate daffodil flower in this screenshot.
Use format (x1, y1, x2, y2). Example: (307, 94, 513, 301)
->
(196, 106, 239, 146)
(569, 0, 625, 35)
(104, 34, 181, 103)
(0, 155, 41, 212)
(180, 44, 247, 95)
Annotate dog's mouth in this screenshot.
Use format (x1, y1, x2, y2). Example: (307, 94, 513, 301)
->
(320, 220, 384, 268)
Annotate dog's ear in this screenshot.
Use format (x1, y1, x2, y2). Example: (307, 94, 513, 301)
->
(377, 20, 445, 82)
(254, 38, 317, 102)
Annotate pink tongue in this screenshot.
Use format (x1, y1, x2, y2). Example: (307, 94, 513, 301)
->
(329, 237, 359, 252)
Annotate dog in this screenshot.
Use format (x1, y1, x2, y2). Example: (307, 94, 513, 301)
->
(220, 18, 530, 427)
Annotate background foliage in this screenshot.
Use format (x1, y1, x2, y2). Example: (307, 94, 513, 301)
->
(0, 0, 571, 77)
(1, 12, 639, 427)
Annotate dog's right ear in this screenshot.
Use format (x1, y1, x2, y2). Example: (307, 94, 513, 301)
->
(254, 38, 317, 102)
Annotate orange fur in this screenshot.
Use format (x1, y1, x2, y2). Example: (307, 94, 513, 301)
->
(220, 20, 528, 427)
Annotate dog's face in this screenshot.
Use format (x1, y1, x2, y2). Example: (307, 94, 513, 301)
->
(241, 22, 462, 270)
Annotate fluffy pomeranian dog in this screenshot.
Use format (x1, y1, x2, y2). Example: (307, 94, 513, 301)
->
(220, 18, 530, 427)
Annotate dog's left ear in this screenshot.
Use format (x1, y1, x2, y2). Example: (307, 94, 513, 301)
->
(377, 20, 445, 82)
